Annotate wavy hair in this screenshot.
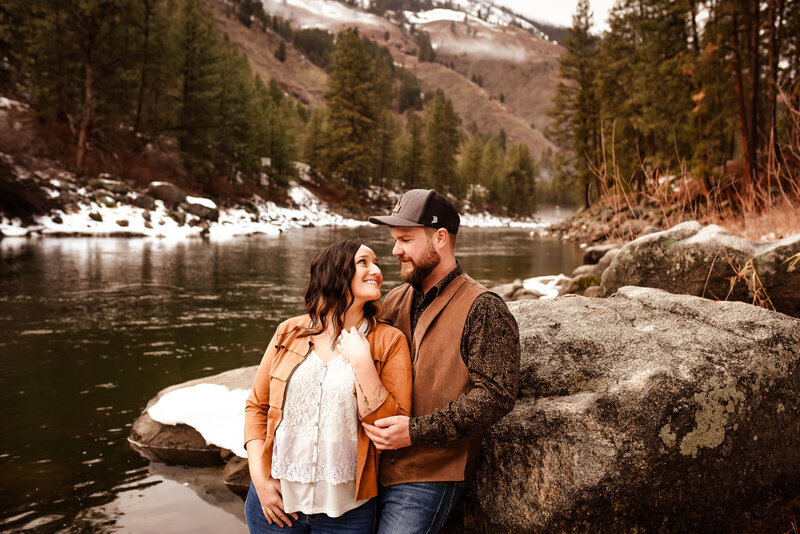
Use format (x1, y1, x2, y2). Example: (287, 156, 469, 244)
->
(300, 239, 382, 339)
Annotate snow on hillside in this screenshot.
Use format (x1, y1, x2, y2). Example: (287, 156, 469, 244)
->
(406, 0, 549, 39)
(403, 8, 491, 27)
(261, 0, 549, 38)
(263, 0, 387, 30)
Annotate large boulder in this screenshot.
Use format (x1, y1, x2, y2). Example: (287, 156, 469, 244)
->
(128, 366, 256, 467)
(181, 196, 219, 221)
(146, 181, 186, 207)
(601, 222, 800, 318)
(444, 287, 800, 533)
(583, 244, 618, 265)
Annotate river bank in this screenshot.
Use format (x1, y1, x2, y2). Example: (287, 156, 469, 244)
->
(0, 148, 550, 240)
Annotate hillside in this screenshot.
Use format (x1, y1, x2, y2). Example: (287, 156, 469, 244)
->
(209, 0, 562, 157)
(203, 0, 329, 108)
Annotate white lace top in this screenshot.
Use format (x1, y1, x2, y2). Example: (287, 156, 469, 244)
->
(271, 322, 369, 517)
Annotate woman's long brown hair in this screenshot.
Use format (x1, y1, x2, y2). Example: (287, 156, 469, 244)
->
(300, 239, 382, 339)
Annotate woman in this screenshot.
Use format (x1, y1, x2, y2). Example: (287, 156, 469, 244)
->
(244, 239, 412, 532)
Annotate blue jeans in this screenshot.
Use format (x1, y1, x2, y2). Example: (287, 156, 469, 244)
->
(376, 482, 467, 534)
(245, 483, 376, 534)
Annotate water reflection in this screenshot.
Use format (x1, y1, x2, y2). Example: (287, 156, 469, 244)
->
(0, 227, 581, 531)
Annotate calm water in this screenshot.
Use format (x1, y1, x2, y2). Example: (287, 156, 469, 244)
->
(0, 226, 581, 532)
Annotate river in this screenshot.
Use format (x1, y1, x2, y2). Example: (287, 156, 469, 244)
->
(0, 227, 582, 532)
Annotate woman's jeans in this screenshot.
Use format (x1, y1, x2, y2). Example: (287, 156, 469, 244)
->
(245, 483, 376, 534)
(376, 482, 467, 534)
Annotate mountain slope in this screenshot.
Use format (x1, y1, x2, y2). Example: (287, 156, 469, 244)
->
(206, 0, 562, 158)
(204, 0, 329, 107)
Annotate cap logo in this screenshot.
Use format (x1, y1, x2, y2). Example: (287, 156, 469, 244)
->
(393, 199, 402, 213)
(431, 216, 438, 224)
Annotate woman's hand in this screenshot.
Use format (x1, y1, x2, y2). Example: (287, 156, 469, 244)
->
(253, 475, 298, 527)
(338, 327, 372, 366)
(339, 327, 389, 417)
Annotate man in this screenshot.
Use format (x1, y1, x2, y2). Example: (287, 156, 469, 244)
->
(364, 189, 521, 533)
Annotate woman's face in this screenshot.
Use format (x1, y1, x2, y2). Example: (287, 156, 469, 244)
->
(350, 244, 383, 305)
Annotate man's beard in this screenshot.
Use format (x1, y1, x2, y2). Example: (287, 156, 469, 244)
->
(399, 246, 440, 290)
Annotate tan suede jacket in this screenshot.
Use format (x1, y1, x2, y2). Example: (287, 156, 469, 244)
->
(244, 314, 412, 501)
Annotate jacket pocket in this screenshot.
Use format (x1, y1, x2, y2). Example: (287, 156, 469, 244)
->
(267, 374, 287, 409)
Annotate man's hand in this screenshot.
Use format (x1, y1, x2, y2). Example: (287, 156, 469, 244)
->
(253, 476, 298, 527)
(362, 415, 412, 450)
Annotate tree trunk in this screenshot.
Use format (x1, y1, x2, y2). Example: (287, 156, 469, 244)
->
(689, 0, 701, 54)
(730, 8, 753, 192)
(746, 0, 760, 187)
(76, 59, 94, 175)
(135, 0, 152, 132)
(767, 0, 784, 164)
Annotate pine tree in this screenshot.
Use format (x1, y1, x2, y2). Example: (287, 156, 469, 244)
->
(482, 138, 504, 204)
(400, 111, 425, 189)
(503, 144, 537, 216)
(176, 0, 225, 177)
(459, 134, 486, 207)
(459, 134, 484, 185)
(547, 0, 600, 207)
(372, 109, 402, 193)
(423, 91, 460, 193)
(301, 108, 327, 176)
(417, 31, 436, 62)
(275, 40, 286, 62)
(324, 28, 376, 191)
(20, 0, 137, 173)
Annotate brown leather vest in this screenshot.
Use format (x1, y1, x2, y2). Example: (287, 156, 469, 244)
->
(379, 273, 488, 484)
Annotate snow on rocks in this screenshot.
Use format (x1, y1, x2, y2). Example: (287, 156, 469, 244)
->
(129, 366, 257, 466)
(0, 171, 367, 239)
(460, 211, 548, 229)
(0, 151, 551, 240)
(490, 273, 570, 302)
(0, 96, 29, 111)
(185, 196, 217, 210)
(148, 384, 250, 459)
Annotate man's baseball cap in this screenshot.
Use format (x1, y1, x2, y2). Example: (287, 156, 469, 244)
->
(368, 189, 460, 234)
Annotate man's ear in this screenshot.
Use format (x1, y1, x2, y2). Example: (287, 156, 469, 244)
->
(435, 228, 449, 250)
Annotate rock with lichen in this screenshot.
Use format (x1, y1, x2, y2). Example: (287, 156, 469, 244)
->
(444, 287, 800, 533)
(601, 221, 800, 318)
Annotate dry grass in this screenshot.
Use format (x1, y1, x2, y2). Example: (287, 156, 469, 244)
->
(593, 96, 800, 242)
(785, 516, 799, 534)
(722, 251, 776, 311)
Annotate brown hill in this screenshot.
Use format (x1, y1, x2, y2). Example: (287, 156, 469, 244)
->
(203, 0, 328, 108)
(425, 20, 563, 134)
(205, 0, 562, 158)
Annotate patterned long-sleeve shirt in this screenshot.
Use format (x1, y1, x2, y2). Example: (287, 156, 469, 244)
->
(406, 263, 521, 448)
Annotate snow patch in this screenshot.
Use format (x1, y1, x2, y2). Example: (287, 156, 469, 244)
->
(267, 0, 386, 30)
(0, 96, 29, 110)
(185, 196, 217, 210)
(460, 212, 549, 229)
(403, 8, 490, 26)
(522, 273, 571, 299)
(148, 384, 250, 458)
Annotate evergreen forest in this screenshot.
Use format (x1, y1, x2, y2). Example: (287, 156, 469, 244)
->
(0, 0, 537, 216)
(549, 0, 800, 216)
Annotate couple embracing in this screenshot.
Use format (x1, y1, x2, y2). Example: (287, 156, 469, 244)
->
(243, 189, 521, 533)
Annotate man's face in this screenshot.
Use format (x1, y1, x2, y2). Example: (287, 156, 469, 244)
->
(389, 227, 441, 289)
